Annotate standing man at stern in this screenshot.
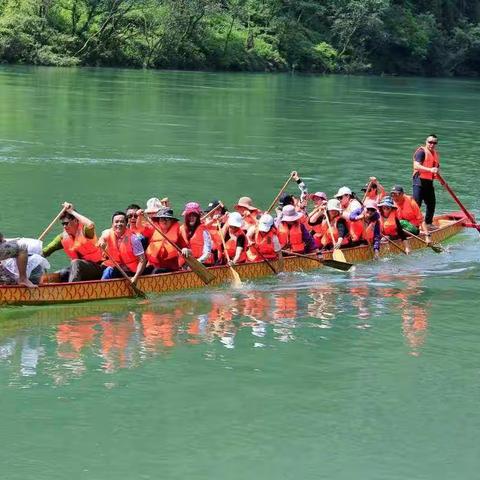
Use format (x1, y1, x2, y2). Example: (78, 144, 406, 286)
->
(412, 134, 440, 227)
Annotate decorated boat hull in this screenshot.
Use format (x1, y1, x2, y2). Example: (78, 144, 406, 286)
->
(0, 213, 467, 306)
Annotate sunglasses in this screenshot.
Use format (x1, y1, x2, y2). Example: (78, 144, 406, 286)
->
(127, 213, 138, 219)
(61, 220, 71, 226)
(427, 141, 438, 145)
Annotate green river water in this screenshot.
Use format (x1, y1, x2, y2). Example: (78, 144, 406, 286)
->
(1, 66, 479, 480)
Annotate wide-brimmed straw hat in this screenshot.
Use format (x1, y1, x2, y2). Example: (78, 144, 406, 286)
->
(228, 212, 244, 228)
(182, 202, 201, 216)
(378, 196, 396, 209)
(281, 205, 303, 222)
(145, 197, 163, 214)
(234, 196, 259, 212)
(152, 207, 178, 220)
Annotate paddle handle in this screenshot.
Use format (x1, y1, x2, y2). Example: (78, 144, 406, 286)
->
(361, 180, 373, 204)
(216, 222, 231, 262)
(265, 174, 293, 214)
(38, 207, 67, 241)
(436, 173, 480, 233)
(324, 212, 337, 247)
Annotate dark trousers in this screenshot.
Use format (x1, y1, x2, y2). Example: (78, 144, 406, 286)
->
(58, 260, 105, 282)
(413, 179, 436, 225)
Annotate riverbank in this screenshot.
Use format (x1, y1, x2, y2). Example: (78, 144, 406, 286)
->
(1, 1, 480, 77)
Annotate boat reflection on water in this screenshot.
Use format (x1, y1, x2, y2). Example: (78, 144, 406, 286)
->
(0, 273, 431, 382)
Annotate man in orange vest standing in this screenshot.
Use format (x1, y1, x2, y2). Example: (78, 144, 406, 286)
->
(412, 134, 440, 227)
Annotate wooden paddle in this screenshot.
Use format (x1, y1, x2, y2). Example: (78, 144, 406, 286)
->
(361, 179, 374, 204)
(38, 207, 67, 241)
(382, 236, 407, 255)
(324, 212, 348, 263)
(436, 172, 480, 235)
(282, 250, 353, 272)
(101, 246, 146, 298)
(216, 222, 242, 287)
(144, 216, 215, 285)
(265, 173, 294, 214)
(250, 244, 278, 274)
(406, 231, 443, 253)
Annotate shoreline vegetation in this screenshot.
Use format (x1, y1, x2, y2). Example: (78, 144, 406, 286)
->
(0, 1, 479, 76)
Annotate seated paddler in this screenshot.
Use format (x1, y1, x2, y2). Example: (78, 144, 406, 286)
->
(144, 207, 191, 274)
(278, 205, 317, 254)
(179, 202, 214, 266)
(98, 211, 147, 283)
(246, 213, 283, 262)
(42, 202, 104, 282)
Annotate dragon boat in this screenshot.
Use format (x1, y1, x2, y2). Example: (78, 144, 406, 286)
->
(0, 213, 468, 306)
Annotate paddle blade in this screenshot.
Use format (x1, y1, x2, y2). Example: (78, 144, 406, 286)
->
(184, 256, 215, 285)
(321, 259, 353, 272)
(230, 266, 243, 288)
(332, 248, 347, 263)
(430, 244, 444, 253)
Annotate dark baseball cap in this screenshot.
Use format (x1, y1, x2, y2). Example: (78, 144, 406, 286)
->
(390, 185, 404, 194)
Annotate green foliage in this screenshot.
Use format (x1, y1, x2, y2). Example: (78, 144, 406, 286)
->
(0, 0, 479, 75)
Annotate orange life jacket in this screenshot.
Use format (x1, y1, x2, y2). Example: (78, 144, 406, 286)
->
(413, 146, 439, 181)
(103, 229, 140, 273)
(364, 220, 378, 244)
(225, 232, 247, 263)
(278, 222, 304, 253)
(61, 227, 103, 263)
(381, 210, 399, 237)
(394, 194, 423, 227)
(319, 217, 350, 248)
(349, 219, 364, 242)
(180, 224, 214, 265)
(247, 228, 278, 261)
(146, 222, 181, 269)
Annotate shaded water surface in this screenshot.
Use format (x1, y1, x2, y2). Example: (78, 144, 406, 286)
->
(0, 67, 479, 480)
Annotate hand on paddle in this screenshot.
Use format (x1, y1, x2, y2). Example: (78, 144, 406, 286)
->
(181, 248, 192, 258)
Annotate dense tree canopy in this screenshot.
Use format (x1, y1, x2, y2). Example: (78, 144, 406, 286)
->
(0, 0, 479, 75)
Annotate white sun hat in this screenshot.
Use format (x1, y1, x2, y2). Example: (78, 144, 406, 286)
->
(258, 214, 274, 232)
(327, 199, 342, 212)
(335, 186, 352, 198)
(228, 212, 244, 228)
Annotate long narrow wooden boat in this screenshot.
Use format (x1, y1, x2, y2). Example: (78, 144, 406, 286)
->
(0, 213, 468, 306)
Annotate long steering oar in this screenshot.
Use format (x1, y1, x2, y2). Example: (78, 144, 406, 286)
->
(144, 216, 214, 285)
(265, 173, 294, 214)
(406, 231, 443, 253)
(38, 207, 67, 241)
(436, 172, 480, 235)
(102, 246, 147, 298)
(324, 213, 348, 263)
(282, 250, 353, 272)
(216, 223, 242, 287)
